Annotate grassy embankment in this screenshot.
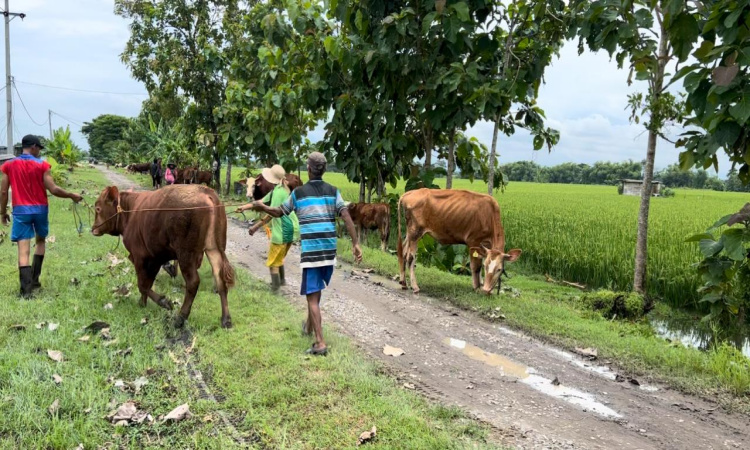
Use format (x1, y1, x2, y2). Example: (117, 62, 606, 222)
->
(0, 167, 493, 449)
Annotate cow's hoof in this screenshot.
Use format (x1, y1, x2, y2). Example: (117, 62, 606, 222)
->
(139, 297, 148, 307)
(400, 284, 408, 290)
(221, 317, 233, 329)
(157, 296, 173, 310)
(412, 289, 420, 295)
(173, 314, 187, 328)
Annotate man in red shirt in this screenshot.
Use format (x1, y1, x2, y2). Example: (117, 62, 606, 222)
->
(1, 135, 82, 297)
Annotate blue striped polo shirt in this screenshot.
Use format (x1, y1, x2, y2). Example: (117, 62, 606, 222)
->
(280, 180, 346, 268)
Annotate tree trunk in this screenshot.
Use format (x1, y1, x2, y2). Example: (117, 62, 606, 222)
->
(359, 173, 366, 203)
(446, 129, 456, 189)
(423, 124, 433, 169)
(213, 150, 221, 193)
(225, 161, 232, 195)
(633, 21, 669, 294)
(488, 115, 500, 194)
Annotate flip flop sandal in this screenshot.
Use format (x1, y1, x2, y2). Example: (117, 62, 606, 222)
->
(305, 343, 328, 356)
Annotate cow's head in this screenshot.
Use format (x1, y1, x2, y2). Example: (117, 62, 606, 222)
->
(246, 174, 276, 201)
(92, 186, 121, 237)
(469, 243, 522, 295)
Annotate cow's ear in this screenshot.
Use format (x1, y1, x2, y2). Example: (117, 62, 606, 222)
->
(469, 246, 487, 258)
(106, 186, 120, 203)
(504, 249, 522, 263)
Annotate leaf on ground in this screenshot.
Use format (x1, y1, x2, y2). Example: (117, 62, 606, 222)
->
(74, 444, 84, 450)
(140, 317, 148, 325)
(85, 321, 109, 332)
(35, 322, 47, 330)
(114, 379, 125, 390)
(202, 414, 214, 423)
(48, 399, 60, 415)
(551, 376, 561, 386)
(163, 403, 191, 423)
(46, 235, 56, 243)
(103, 338, 119, 347)
(629, 378, 641, 386)
(107, 253, 124, 268)
(77, 335, 90, 343)
(362, 268, 374, 274)
(70, 278, 79, 286)
(383, 345, 404, 357)
(108, 401, 138, 422)
(104, 303, 113, 310)
(8, 324, 25, 331)
(99, 328, 112, 340)
(357, 426, 377, 446)
(615, 374, 626, 382)
(52, 374, 63, 385)
(47, 350, 63, 362)
(112, 283, 131, 297)
(573, 347, 598, 360)
(48, 323, 59, 331)
(132, 376, 148, 394)
(403, 383, 416, 390)
(116, 347, 133, 357)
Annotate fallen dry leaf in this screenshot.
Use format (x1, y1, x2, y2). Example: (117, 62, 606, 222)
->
(114, 420, 129, 427)
(70, 278, 80, 286)
(8, 324, 25, 331)
(116, 347, 133, 357)
(140, 317, 148, 325)
(357, 426, 377, 446)
(77, 335, 90, 343)
(85, 321, 109, 332)
(103, 338, 119, 347)
(99, 328, 112, 340)
(48, 399, 60, 415)
(573, 347, 598, 360)
(403, 383, 416, 390)
(383, 345, 404, 357)
(112, 283, 132, 296)
(107, 253, 124, 268)
(202, 414, 214, 423)
(74, 444, 84, 450)
(114, 379, 125, 390)
(35, 322, 47, 330)
(48, 323, 59, 331)
(46, 235, 56, 243)
(108, 401, 137, 422)
(103, 303, 113, 310)
(47, 349, 63, 362)
(52, 374, 63, 385)
(163, 403, 191, 423)
(132, 376, 148, 394)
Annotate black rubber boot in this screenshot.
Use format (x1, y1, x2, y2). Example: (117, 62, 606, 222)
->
(19, 266, 34, 299)
(279, 265, 286, 286)
(31, 254, 44, 290)
(270, 271, 281, 292)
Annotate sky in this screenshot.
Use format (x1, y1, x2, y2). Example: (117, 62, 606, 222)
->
(1, 1, 730, 175)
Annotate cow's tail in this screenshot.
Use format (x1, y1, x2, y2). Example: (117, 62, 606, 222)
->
(397, 195, 405, 286)
(220, 255, 236, 289)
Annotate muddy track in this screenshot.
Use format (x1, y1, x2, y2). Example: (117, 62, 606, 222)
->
(98, 167, 749, 449)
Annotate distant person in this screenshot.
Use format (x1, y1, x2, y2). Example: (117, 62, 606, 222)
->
(165, 162, 177, 185)
(0, 135, 83, 297)
(150, 158, 163, 189)
(247, 152, 362, 356)
(211, 159, 220, 190)
(236, 164, 299, 291)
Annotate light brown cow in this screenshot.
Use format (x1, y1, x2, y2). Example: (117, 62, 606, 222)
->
(91, 185, 235, 328)
(347, 202, 390, 251)
(397, 189, 521, 295)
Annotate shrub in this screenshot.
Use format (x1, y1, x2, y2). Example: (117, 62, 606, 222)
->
(661, 187, 675, 197)
(580, 290, 648, 319)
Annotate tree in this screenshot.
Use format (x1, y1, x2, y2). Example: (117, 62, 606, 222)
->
(574, 1, 692, 294)
(81, 114, 131, 163)
(500, 160, 543, 182)
(44, 127, 83, 167)
(115, 0, 242, 192)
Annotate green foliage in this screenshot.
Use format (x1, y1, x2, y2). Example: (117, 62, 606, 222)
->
(690, 203, 750, 327)
(81, 114, 131, 163)
(416, 235, 472, 276)
(580, 290, 647, 319)
(43, 127, 83, 168)
(661, 187, 676, 198)
(44, 156, 68, 186)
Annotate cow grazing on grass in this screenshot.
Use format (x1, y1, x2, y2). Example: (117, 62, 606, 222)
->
(91, 185, 236, 328)
(397, 189, 521, 295)
(244, 172, 303, 200)
(184, 167, 213, 186)
(127, 162, 151, 174)
(347, 202, 391, 251)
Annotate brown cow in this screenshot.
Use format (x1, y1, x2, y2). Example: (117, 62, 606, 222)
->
(127, 162, 151, 174)
(397, 189, 521, 295)
(347, 202, 390, 251)
(244, 173, 303, 200)
(91, 184, 236, 328)
(184, 168, 213, 186)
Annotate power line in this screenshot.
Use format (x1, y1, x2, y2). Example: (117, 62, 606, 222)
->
(15, 79, 148, 97)
(50, 110, 83, 128)
(12, 81, 47, 127)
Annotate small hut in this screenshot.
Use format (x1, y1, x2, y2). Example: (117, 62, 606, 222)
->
(619, 179, 662, 196)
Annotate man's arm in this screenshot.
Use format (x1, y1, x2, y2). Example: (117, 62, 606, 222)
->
(43, 171, 82, 202)
(250, 201, 284, 218)
(340, 208, 363, 263)
(0, 173, 9, 225)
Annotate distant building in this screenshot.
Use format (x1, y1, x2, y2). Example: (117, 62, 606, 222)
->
(619, 179, 662, 196)
(0, 144, 22, 157)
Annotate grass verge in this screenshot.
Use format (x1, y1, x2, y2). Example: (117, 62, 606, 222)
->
(338, 240, 750, 413)
(0, 167, 495, 449)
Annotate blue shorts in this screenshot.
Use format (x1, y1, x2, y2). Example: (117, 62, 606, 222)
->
(11, 213, 49, 242)
(300, 266, 334, 296)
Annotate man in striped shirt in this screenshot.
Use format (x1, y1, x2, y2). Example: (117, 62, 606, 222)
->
(250, 152, 362, 356)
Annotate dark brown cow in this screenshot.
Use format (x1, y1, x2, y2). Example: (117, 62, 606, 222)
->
(92, 184, 236, 328)
(244, 173, 303, 200)
(397, 189, 521, 295)
(347, 202, 390, 251)
(183, 167, 213, 186)
(127, 162, 151, 174)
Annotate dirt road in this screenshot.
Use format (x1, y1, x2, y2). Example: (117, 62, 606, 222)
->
(99, 167, 749, 449)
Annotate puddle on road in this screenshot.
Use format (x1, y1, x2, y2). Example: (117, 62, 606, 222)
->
(445, 338, 622, 419)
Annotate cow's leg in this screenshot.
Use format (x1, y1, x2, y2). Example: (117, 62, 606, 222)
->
(174, 256, 200, 328)
(470, 256, 482, 291)
(137, 262, 172, 310)
(380, 225, 387, 252)
(407, 231, 422, 294)
(205, 248, 232, 329)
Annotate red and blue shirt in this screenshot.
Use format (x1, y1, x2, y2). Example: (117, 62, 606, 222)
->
(0, 154, 51, 215)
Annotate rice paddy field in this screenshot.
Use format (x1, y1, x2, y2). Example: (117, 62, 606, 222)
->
(323, 173, 750, 308)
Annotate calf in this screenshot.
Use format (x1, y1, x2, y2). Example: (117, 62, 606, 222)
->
(397, 188, 521, 294)
(92, 185, 236, 328)
(184, 168, 213, 186)
(347, 202, 390, 251)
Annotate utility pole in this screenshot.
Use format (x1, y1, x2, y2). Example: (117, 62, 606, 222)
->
(48, 109, 52, 139)
(3, 1, 24, 156)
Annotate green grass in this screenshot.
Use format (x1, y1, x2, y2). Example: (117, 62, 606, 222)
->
(0, 167, 495, 449)
(320, 172, 749, 309)
(337, 240, 750, 410)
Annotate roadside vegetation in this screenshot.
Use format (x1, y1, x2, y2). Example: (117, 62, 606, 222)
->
(0, 168, 494, 449)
